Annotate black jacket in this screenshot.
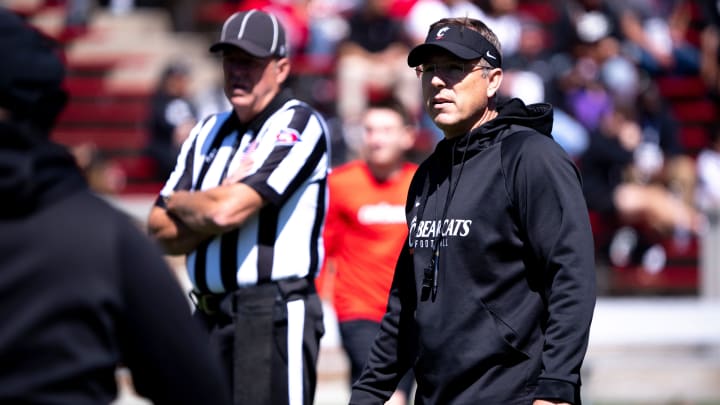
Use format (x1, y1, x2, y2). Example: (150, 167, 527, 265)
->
(351, 99, 596, 404)
(0, 122, 230, 404)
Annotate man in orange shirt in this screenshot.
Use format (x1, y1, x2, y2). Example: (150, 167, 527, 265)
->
(319, 97, 418, 404)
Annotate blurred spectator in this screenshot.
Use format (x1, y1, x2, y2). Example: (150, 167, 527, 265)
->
(495, 95, 589, 163)
(551, 108, 590, 160)
(319, 97, 417, 405)
(107, 0, 134, 14)
(617, 0, 700, 76)
(554, 7, 637, 133)
(696, 124, 720, 213)
(336, 0, 419, 156)
(580, 100, 702, 268)
(633, 76, 697, 206)
(62, 0, 94, 40)
(493, 15, 590, 159)
(699, 1, 720, 96)
(480, 13, 588, 159)
(502, 16, 558, 102)
(404, 0, 483, 45)
(194, 75, 232, 119)
(497, 68, 546, 105)
(145, 60, 197, 181)
(304, 0, 355, 59)
(100, 0, 169, 15)
(165, 0, 198, 31)
(599, 53, 641, 103)
(499, 15, 556, 102)
(551, 0, 624, 56)
(552, 0, 700, 78)
(557, 50, 615, 133)
(70, 142, 126, 194)
(475, 0, 521, 58)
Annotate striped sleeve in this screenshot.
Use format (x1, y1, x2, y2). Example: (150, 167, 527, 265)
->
(242, 105, 329, 206)
(156, 115, 218, 206)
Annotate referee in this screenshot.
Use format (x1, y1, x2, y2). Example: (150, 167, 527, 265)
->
(148, 9, 331, 405)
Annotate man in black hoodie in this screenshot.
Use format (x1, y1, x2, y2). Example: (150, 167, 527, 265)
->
(0, 8, 230, 404)
(350, 17, 596, 404)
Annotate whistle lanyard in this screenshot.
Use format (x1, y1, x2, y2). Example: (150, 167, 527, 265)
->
(418, 135, 471, 301)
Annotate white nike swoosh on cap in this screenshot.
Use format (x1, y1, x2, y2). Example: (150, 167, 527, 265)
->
(485, 50, 496, 60)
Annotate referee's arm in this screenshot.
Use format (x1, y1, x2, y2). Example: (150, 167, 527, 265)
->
(147, 205, 213, 255)
(163, 181, 265, 234)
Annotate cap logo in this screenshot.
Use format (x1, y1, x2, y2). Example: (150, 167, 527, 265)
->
(408, 21, 503, 68)
(435, 27, 450, 39)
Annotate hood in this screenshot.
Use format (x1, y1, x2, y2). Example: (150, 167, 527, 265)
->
(0, 122, 86, 217)
(486, 97, 553, 136)
(434, 98, 554, 159)
(0, 9, 68, 134)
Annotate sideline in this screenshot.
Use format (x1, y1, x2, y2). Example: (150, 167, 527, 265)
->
(590, 297, 720, 346)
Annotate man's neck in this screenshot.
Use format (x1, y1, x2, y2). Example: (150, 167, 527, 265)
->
(234, 88, 292, 131)
(367, 161, 405, 183)
(445, 108, 498, 139)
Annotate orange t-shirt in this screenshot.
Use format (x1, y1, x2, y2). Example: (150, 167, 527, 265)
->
(319, 160, 417, 323)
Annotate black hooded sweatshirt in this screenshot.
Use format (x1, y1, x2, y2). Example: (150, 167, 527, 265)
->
(0, 123, 230, 404)
(351, 99, 596, 404)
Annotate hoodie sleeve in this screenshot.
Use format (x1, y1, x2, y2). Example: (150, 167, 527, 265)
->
(504, 132, 596, 404)
(350, 244, 417, 404)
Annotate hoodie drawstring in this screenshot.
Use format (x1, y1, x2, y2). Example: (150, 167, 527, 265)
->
(421, 133, 472, 301)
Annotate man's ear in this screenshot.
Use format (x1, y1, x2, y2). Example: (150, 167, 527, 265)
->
(275, 57, 291, 84)
(401, 125, 418, 151)
(486, 68, 503, 98)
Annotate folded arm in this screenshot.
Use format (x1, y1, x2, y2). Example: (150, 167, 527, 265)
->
(147, 206, 212, 255)
(147, 182, 265, 255)
(164, 182, 265, 234)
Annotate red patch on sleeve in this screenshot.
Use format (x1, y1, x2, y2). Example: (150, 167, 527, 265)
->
(275, 128, 301, 144)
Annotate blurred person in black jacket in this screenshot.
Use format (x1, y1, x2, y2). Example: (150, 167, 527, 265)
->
(700, 0, 720, 97)
(0, 9, 230, 405)
(336, 0, 420, 155)
(145, 60, 198, 180)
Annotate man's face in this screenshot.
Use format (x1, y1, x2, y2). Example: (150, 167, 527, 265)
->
(222, 48, 289, 122)
(418, 53, 502, 138)
(361, 107, 414, 169)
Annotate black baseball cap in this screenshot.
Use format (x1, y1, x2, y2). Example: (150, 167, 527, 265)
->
(209, 9, 288, 58)
(407, 24, 502, 68)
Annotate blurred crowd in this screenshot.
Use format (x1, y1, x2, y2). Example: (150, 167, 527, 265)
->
(153, 0, 718, 276)
(38, 0, 720, 279)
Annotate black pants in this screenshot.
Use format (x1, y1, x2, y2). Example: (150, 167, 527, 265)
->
(194, 279, 324, 405)
(339, 319, 415, 399)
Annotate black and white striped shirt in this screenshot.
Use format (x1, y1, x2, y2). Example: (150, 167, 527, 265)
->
(159, 90, 330, 293)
